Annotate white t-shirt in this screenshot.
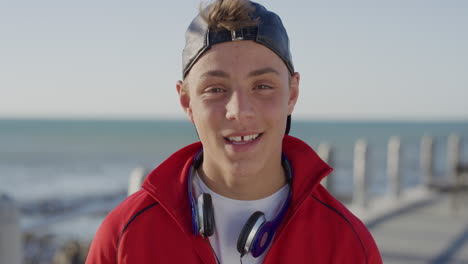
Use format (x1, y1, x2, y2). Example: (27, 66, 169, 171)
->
(193, 171, 289, 264)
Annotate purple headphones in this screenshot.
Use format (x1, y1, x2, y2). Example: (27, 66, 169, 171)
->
(188, 150, 293, 258)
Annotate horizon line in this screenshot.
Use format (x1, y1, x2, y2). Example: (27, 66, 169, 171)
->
(1, 116, 467, 123)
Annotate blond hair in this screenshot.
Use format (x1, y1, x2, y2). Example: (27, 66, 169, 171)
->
(200, 0, 259, 31)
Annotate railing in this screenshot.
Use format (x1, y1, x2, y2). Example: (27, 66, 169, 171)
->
(319, 134, 466, 208)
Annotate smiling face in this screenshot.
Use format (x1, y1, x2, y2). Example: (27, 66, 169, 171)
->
(177, 40, 299, 182)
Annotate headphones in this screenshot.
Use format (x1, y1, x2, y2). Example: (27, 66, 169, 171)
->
(188, 150, 293, 258)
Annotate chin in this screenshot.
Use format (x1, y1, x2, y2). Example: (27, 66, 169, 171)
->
(225, 160, 262, 177)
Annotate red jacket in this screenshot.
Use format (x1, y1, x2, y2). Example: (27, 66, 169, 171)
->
(87, 136, 382, 263)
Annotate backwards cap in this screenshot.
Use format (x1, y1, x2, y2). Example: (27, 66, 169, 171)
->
(182, 1, 294, 134)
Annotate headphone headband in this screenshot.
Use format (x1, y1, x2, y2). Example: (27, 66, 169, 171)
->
(187, 150, 204, 236)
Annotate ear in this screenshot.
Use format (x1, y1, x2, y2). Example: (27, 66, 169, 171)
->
(287, 72, 300, 115)
(176, 80, 194, 123)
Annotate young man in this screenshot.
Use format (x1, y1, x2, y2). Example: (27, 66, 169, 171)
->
(86, 1, 382, 263)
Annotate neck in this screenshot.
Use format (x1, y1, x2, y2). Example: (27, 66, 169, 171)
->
(198, 154, 286, 200)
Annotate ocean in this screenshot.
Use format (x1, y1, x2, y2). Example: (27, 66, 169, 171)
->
(1, 119, 467, 242)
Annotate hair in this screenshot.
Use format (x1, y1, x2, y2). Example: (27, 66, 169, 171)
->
(199, 0, 259, 31)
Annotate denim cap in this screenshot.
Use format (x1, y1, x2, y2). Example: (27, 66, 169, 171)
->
(182, 1, 294, 134)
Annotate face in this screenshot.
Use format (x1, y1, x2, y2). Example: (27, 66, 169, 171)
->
(177, 40, 299, 176)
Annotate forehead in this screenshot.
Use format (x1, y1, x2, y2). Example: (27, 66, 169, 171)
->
(186, 40, 290, 81)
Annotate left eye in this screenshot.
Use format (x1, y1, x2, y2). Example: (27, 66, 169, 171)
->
(256, 84, 272, 90)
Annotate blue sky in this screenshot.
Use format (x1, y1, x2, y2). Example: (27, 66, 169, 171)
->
(1, 0, 467, 120)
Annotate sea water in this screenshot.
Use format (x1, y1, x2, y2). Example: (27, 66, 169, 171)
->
(0, 119, 467, 241)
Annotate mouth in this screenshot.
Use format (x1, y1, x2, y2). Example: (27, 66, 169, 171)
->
(224, 133, 263, 145)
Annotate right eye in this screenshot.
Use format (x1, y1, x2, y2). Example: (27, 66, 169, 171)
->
(204, 87, 226, 93)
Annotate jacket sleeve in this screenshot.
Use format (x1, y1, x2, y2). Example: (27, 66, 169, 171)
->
(354, 217, 383, 264)
(86, 208, 124, 264)
(366, 234, 383, 264)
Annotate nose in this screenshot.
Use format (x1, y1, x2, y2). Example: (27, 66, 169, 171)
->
(225, 90, 255, 122)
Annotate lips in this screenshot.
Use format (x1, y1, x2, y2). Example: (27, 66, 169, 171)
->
(225, 133, 262, 145)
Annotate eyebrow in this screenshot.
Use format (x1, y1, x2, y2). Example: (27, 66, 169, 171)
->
(200, 67, 280, 79)
(200, 70, 230, 79)
(247, 67, 280, 77)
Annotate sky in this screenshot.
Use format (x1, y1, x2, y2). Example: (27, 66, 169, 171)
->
(1, 0, 467, 121)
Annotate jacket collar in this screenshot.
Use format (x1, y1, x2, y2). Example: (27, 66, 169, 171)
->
(142, 135, 333, 236)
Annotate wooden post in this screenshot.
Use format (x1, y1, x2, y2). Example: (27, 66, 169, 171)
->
(447, 134, 461, 213)
(388, 136, 401, 199)
(0, 194, 22, 264)
(353, 139, 369, 208)
(448, 134, 461, 184)
(128, 166, 148, 197)
(317, 143, 333, 191)
(420, 136, 434, 188)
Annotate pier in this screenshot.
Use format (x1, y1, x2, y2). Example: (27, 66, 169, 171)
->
(349, 188, 468, 264)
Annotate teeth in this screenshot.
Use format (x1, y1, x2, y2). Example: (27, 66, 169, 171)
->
(244, 134, 257, 141)
(227, 134, 260, 144)
(230, 136, 242, 142)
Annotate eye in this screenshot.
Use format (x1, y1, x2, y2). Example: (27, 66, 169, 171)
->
(204, 87, 226, 93)
(255, 84, 273, 90)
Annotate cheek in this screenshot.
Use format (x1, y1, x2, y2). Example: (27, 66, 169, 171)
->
(190, 101, 224, 128)
(263, 92, 290, 114)
(263, 93, 290, 128)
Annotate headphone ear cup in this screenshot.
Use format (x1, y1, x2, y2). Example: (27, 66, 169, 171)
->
(202, 193, 215, 237)
(237, 211, 265, 255)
